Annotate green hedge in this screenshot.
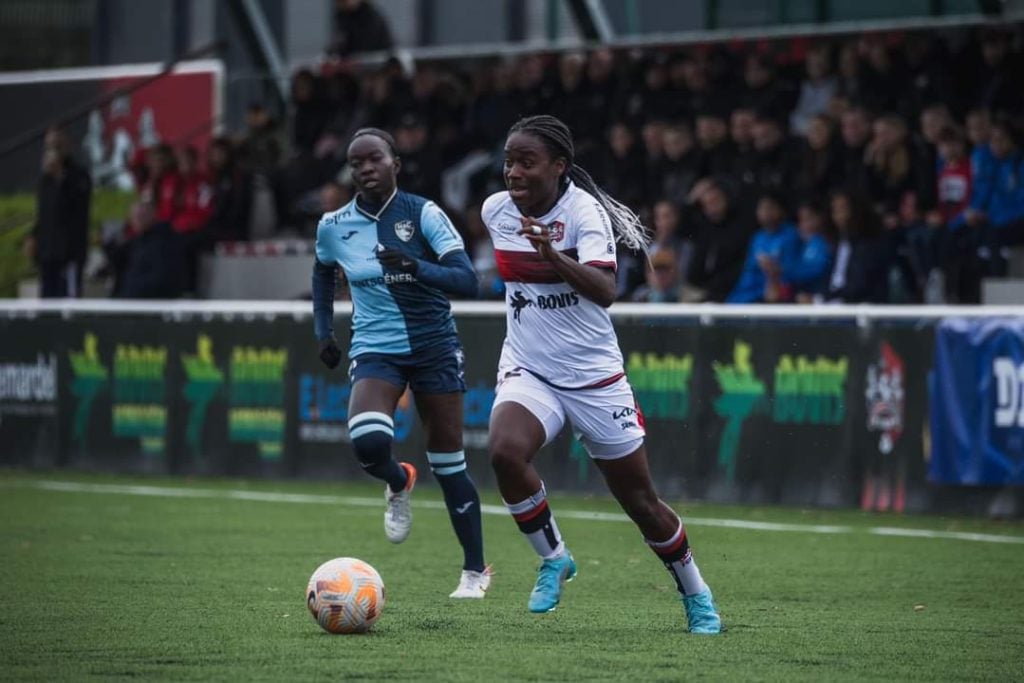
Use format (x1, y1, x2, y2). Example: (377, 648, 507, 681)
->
(0, 189, 135, 298)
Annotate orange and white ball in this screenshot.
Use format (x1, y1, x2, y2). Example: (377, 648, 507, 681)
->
(306, 558, 385, 634)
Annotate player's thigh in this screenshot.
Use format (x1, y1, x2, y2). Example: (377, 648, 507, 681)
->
(562, 378, 646, 461)
(489, 370, 565, 462)
(414, 391, 463, 452)
(348, 355, 407, 418)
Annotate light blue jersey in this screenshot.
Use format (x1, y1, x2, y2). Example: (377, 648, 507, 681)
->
(316, 190, 465, 357)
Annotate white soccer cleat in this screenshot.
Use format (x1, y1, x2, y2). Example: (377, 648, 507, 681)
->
(449, 566, 492, 599)
(384, 462, 416, 544)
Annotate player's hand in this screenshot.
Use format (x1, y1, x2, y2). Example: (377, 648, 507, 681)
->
(519, 216, 558, 262)
(376, 247, 419, 274)
(319, 336, 342, 369)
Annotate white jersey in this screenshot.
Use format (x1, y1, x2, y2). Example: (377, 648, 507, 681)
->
(482, 182, 624, 389)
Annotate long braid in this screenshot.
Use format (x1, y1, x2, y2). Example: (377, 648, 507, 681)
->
(509, 115, 650, 251)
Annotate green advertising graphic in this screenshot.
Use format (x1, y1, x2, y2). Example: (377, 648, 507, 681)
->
(627, 352, 694, 420)
(69, 333, 109, 448)
(229, 346, 287, 459)
(713, 341, 767, 481)
(773, 354, 849, 425)
(182, 335, 224, 460)
(113, 344, 167, 455)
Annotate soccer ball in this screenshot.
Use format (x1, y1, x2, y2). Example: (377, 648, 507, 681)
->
(306, 557, 386, 634)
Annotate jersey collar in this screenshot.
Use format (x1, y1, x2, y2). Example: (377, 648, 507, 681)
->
(355, 187, 398, 222)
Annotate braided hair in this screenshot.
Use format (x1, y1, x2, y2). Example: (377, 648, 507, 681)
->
(508, 115, 650, 251)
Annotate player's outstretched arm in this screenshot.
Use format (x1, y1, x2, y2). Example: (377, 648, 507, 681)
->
(312, 259, 342, 369)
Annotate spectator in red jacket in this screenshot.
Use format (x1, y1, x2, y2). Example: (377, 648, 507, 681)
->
(172, 146, 213, 234)
(140, 144, 182, 225)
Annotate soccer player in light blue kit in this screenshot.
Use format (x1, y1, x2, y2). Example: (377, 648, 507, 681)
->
(312, 128, 490, 598)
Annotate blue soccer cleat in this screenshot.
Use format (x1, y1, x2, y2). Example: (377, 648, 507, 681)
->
(528, 551, 577, 613)
(682, 587, 723, 634)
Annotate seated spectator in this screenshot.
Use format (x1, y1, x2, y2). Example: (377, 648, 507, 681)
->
(775, 199, 833, 302)
(114, 201, 186, 299)
(328, 0, 393, 57)
(796, 114, 842, 200)
(741, 52, 794, 114)
(648, 199, 691, 274)
(695, 108, 734, 178)
(394, 112, 443, 199)
(599, 121, 647, 210)
(172, 146, 213, 234)
(685, 178, 751, 302)
(727, 192, 799, 303)
(838, 105, 873, 192)
(865, 113, 926, 222)
(291, 69, 330, 155)
(730, 106, 757, 185)
(748, 110, 799, 202)
(658, 122, 701, 206)
(824, 190, 891, 303)
(791, 43, 838, 136)
(973, 117, 1024, 277)
(631, 247, 684, 303)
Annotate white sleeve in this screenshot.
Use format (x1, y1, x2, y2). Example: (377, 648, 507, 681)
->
(573, 197, 617, 271)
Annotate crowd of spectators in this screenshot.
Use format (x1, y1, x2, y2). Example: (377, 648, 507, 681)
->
(286, 24, 1024, 304)
(35, 20, 1024, 303)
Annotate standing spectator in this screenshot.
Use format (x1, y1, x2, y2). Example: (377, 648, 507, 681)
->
(206, 137, 252, 243)
(140, 144, 182, 225)
(824, 190, 891, 303)
(114, 201, 186, 299)
(686, 178, 751, 302)
(778, 199, 833, 302)
(31, 128, 92, 298)
(328, 0, 393, 57)
(727, 192, 800, 303)
(291, 69, 330, 155)
(791, 44, 838, 136)
(172, 146, 213, 235)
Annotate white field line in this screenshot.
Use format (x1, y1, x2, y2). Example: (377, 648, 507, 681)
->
(11, 480, 1024, 546)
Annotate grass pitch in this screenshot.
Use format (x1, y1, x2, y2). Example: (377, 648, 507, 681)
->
(2, 470, 1023, 682)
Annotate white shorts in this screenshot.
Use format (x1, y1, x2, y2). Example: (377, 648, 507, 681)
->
(492, 368, 646, 460)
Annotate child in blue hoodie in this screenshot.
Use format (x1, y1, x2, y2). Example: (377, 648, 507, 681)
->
(774, 199, 834, 302)
(727, 192, 799, 303)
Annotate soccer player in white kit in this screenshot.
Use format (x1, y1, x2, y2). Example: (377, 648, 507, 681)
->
(483, 115, 722, 633)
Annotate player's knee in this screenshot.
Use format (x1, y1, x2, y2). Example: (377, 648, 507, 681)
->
(622, 490, 662, 527)
(489, 433, 530, 474)
(349, 412, 394, 466)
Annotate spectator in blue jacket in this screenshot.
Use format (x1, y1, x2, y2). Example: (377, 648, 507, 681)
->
(775, 199, 833, 302)
(974, 117, 1024, 276)
(727, 192, 799, 303)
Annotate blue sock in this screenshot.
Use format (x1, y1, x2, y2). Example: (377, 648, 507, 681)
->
(428, 451, 484, 572)
(349, 412, 407, 492)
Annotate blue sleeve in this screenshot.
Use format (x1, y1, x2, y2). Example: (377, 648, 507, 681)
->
(969, 146, 994, 213)
(726, 241, 763, 304)
(783, 235, 832, 287)
(312, 218, 337, 341)
(420, 201, 465, 259)
(414, 249, 479, 299)
(312, 259, 337, 341)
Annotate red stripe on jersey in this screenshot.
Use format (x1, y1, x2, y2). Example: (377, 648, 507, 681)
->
(585, 259, 618, 272)
(511, 499, 549, 523)
(495, 249, 578, 284)
(583, 372, 625, 389)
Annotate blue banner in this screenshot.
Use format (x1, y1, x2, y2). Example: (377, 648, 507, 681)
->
(930, 318, 1024, 485)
